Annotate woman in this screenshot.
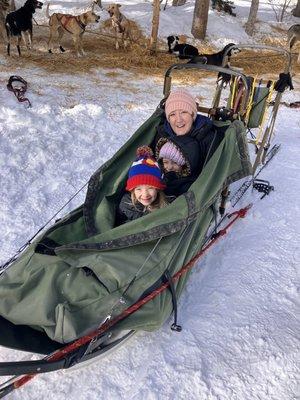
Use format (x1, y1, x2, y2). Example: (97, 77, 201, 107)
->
(152, 88, 224, 175)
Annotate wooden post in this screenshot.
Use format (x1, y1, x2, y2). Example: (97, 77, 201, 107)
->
(150, 0, 161, 55)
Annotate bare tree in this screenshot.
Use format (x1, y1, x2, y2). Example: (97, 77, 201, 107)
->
(292, 0, 300, 17)
(191, 0, 210, 39)
(150, 0, 161, 54)
(268, 0, 295, 21)
(245, 0, 259, 36)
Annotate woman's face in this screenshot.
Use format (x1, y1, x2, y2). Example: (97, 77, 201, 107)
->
(162, 158, 182, 173)
(168, 110, 194, 136)
(133, 185, 158, 207)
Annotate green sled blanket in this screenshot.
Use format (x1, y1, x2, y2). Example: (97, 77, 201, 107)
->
(0, 109, 252, 343)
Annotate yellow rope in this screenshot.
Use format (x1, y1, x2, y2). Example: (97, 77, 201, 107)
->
(230, 77, 237, 109)
(244, 76, 257, 124)
(255, 81, 275, 145)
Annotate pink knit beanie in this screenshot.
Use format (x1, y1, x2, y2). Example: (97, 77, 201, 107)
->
(159, 141, 186, 166)
(165, 89, 197, 121)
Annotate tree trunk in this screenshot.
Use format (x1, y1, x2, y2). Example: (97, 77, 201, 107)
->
(191, 0, 210, 40)
(150, 0, 161, 55)
(245, 0, 259, 36)
(292, 0, 300, 17)
(172, 0, 187, 5)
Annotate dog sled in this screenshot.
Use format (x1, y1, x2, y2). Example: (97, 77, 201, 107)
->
(0, 57, 288, 396)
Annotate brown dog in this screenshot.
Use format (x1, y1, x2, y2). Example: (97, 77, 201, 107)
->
(46, 3, 100, 57)
(106, 3, 131, 50)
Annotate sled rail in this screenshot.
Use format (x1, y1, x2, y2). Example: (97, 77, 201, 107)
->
(163, 63, 250, 115)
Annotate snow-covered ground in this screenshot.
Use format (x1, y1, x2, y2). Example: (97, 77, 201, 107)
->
(0, 1, 299, 399)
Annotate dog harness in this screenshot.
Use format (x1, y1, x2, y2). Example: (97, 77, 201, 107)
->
(57, 15, 86, 34)
(112, 15, 125, 33)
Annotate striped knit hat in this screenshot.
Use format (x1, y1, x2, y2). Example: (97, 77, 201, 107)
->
(126, 146, 166, 191)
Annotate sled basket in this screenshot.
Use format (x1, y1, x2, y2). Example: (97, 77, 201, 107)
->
(0, 65, 252, 358)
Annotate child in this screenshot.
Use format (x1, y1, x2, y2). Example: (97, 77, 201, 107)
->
(156, 138, 200, 197)
(116, 146, 169, 224)
(158, 139, 190, 176)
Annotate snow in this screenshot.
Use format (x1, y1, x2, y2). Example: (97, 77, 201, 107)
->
(0, 0, 300, 399)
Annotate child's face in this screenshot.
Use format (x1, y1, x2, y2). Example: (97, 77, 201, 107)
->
(168, 109, 194, 136)
(134, 185, 158, 206)
(162, 158, 182, 173)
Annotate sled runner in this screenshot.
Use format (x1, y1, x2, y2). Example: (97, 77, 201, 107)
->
(0, 61, 281, 394)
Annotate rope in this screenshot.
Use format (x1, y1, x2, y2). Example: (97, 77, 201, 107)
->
(231, 52, 299, 61)
(7, 76, 32, 108)
(230, 77, 237, 109)
(32, 21, 149, 48)
(104, 236, 164, 321)
(0, 181, 89, 272)
(232, 77, 245, 114)
(30, 20, 300, 59)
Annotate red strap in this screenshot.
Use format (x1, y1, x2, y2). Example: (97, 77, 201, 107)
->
(59, 15, 85, 33)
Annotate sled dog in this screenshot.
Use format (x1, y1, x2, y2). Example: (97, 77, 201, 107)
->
(5, 0, 42, 56)
(188, 43, 240, 66)
(167, 35, 199, 59)
(46, 3, 100, 57)
(106, 3, 131, 50)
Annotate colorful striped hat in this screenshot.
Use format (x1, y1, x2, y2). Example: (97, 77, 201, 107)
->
(126, 146, 166, 191)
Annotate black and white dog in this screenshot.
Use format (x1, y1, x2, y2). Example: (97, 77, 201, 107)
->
(187, 43, 240, 66)
(167, 35, 199, 59)
(6, 0, 43, 56)
(188, 43, 241, 85)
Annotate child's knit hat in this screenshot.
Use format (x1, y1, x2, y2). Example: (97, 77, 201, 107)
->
(158, 141, 186, 166)
(126, 146, 166, 191)
(165, 89, 197, 121)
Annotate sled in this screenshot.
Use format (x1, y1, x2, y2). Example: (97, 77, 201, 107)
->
(0, 63, 254, 379)
(206, 44, 292, 173)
